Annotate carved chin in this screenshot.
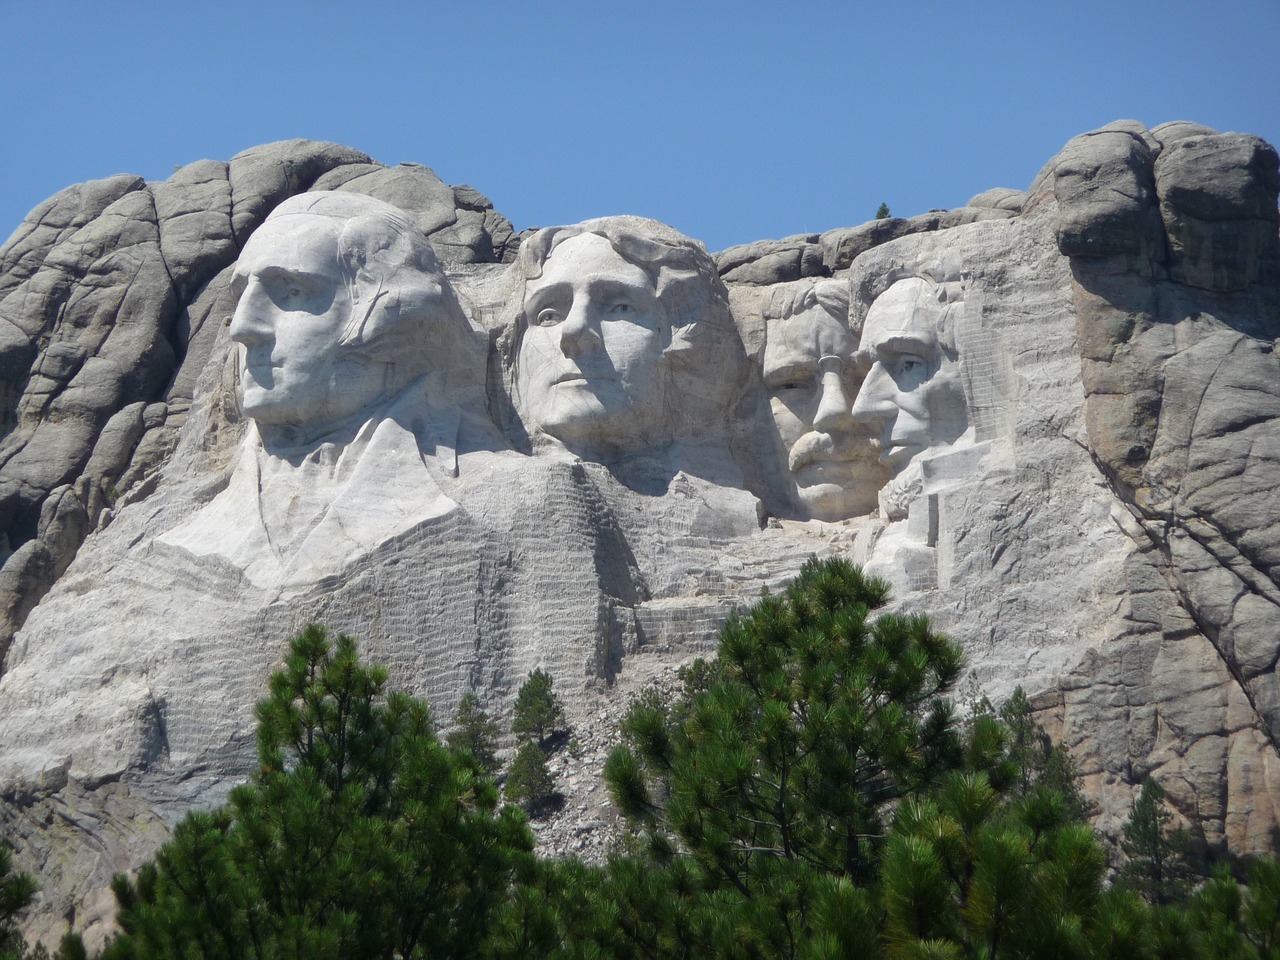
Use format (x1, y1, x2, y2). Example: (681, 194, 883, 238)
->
(527, 378, 664, 450)
(533, 385, 616, 440)
(795, 478, 880, 521)
(240, 387, 297, 424)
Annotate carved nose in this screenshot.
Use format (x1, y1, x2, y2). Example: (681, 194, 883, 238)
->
(558, 301, 602, 358)
(850, 364, 897, 427)
(229, 280, 273, 346)
(813, 370, 854, 433)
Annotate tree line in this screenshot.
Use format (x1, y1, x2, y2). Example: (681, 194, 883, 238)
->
(3, 558, 1278, 959)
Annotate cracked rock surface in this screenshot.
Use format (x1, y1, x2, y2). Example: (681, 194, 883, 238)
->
(0, 141, 517, 665)
(0, 123, 1278, 950)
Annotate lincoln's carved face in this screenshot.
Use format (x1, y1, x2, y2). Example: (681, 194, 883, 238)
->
(851, 277, 968, 477)
(763, 287, 885, 519)
(515, 233, 670, 454)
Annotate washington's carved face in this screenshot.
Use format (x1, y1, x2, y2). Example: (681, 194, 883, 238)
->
(230, 216, 383, 443)
(763, 301, 884, 519)
(851, 277, 968, 477)
(516, 233, 670, 454)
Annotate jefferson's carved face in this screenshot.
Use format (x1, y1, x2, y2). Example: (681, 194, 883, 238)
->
(516, 233, 669, 454)
(763, 300, 884, 519)
(230, 215, 383, 442)
(851, 278, 968, 477)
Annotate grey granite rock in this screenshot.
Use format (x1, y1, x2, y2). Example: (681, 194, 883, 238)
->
(227, 140, 373, 243)
(0, 142, 521, 667)
(714, 234, 826, 285)
(1, 123, 1279, 953)
(1154, 132, 1280, 292)
(967, 187, 1026, 212)
(1051, 126, 1165, 260)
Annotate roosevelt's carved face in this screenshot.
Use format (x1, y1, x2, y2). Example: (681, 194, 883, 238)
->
(230, 215, 385, 444)
(851, 277, 968, 477)
(763, 298, 885, 519)
(516, 233, 670, 455)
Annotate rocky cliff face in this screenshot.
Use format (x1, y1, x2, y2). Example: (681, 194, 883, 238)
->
(0, 121, 1277, 949)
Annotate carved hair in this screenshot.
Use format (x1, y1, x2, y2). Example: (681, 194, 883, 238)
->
(513, 216, 731, 352)
(880, 275, 965, 358)
(764, 278, 851, 326)
(264, 192, 471, 372)
(499, 215, 747, 443)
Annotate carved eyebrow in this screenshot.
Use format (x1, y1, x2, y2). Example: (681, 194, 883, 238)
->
(523, 281, 570, 312)
(256, 265, 331, 286)
(763, 360, 818, 387)
(874, 334, 933, 355)
(587, 276, 653, 297)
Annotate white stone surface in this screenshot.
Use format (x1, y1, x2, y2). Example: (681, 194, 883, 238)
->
(760, 279, 887, 520)
(0, 124, 1278, 950)
(157, 192, 486, 591)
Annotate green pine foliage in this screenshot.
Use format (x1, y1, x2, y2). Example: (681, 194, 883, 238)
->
(1100, 858, 1280, 960)
(875, 202, 891, 220)
(447, 693, 502, 775)
(5, 569, 1280, 958)
(881, 772, 1110, 958)
(0, 844, 37, 960)
(512, 669, 566, 745)
(597, 556, 968, 956)
(1120, 777, 1196, 907)
(505, 741, 557, 814)
(578, 558, 1248, 960)
(100, 625, 534, 960)
(609, 557, 963, 868)
(995, 686, 1094, 821)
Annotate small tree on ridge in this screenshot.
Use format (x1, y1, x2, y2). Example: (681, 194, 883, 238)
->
(512, 669, 565, 746)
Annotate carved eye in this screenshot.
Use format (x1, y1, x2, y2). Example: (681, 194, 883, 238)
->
(609, 300, 632, 316)
(535, 308, 563, 327)
(287, 286, 304, 300)
(898, 354, 926, 375)
(769, 374, 815, 396)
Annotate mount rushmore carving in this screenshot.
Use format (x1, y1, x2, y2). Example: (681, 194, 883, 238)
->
(0, 120, 1278, 945)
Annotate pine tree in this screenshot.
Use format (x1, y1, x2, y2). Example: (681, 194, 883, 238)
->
(505, 741, 557, 814)
(600, 557, 966, 956)
(103, 625, 534, 960)
(1241, 857, 1280, 959)
(875, 202, 891, 220)
(881, 771, 1109, 958)
(999, 686, 1043, 797)
(447, 693, 502, 775)
(1120, 777, 1195, 907)
(995, 685, 1093, 820)
(0, 844, 36, 960)
(511, 669, 565, 746)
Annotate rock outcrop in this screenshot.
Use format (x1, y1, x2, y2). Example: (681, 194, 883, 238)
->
(0, 142, 516, 665)
(0, 122, 1277, 950)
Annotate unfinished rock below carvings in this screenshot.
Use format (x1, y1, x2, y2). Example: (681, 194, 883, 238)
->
(0, 122, 1278, 951)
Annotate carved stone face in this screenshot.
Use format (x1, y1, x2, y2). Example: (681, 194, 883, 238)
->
(763, 301, 884, 519)
(851, 277, 969, 477)
(516, 233, 669, 455)
(230, 215, 396, 443)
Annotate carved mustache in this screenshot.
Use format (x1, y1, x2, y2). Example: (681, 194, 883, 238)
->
(788, 431, 879, 473)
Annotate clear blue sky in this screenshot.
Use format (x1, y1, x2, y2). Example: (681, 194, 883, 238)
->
(3, 1, 1277, 253)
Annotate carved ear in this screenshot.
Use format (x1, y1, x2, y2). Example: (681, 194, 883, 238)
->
(936, 280, 966, 305)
